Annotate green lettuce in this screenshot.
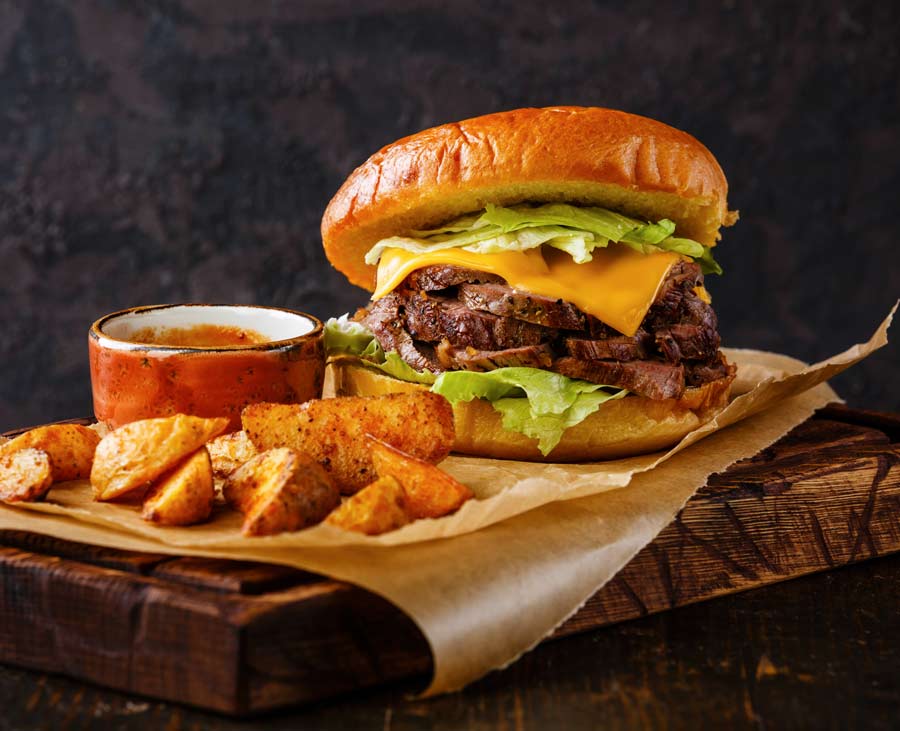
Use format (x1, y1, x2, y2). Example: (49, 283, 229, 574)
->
(364, 202, 722, 273)
(324, 315, 437, 385)
(323, 314, 377, 354)
(325, 317, 628, 456)
(432, 368, 627, 456)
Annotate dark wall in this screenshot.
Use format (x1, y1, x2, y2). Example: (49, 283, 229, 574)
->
(1, 0, 898, 431)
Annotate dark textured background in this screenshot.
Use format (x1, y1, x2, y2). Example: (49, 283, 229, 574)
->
(1, 0, 898, 431)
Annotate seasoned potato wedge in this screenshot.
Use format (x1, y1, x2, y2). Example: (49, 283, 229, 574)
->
(91, 414, 228, 501)
(224, 448, 340, 536)
(142, 448, 215, 526)
(0, 424, 100, 482)
(0, 448, 53, 502)
(242, 393, 454, 494)
(206, 430, 258, 479)
(369, 437, 473, 520)
(221, 452, 269, 514)
(326, 475, 410, 535)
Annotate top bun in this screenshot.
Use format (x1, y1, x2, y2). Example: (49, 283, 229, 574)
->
(322, 106, 737, 290)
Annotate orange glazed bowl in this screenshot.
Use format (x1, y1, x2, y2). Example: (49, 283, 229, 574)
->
(89, 304, 324, 431)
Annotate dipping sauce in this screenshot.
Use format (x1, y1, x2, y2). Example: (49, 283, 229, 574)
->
(90, 305, 324, 430)
(129, 324, 268, 348)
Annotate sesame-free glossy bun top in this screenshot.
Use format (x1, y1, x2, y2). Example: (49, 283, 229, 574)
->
(322, 106, 736, 291)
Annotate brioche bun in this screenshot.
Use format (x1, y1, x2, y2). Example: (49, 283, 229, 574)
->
(322, 106, 737, 290)
(327, 358, 735, 462)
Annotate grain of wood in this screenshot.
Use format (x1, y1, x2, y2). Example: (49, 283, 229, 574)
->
(1, 409, 899, 714)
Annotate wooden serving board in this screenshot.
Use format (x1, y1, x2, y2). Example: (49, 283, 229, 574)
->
(1, 404, 899, 715)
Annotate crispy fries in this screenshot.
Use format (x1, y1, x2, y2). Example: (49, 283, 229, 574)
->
(206, 430, 258, 479)
(326, 475, 410, 535)
(368, 436, 473, 520)
(142, 448, 215, 526)
(91, 414, 228, 501)
(0, 424, 100, 482)
(242, 392, 455, 494)
(0, 448, 53, 502)
(224, 448, 340, 536)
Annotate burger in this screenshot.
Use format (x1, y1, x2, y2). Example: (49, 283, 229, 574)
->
(321, 106, 738, 461)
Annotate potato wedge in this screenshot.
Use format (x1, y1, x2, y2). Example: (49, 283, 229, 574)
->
(91, 414, 229, 501)
(326, 475, 410, 535)
(221, 452, 270, 514)
(206, 430, 258, 479)
(142, 448, 215, 526)
(224, 447, 339, 536)
(368, 437, 473, 520)
(0, 424, 100, 482)
(0, 448, 53, 502)
(242, 392, 454, 494)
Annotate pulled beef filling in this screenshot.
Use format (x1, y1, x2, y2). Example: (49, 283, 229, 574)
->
(361, 260, 734, 400)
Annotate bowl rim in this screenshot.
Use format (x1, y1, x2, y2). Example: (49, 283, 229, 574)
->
(89, 303, 324, 354)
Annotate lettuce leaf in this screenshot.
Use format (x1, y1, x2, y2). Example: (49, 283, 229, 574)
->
(698, 246, 723, 275)
(364, 202, 722, 273)
(492, 390, 625, 456)
(324, 316, 628, 455)
(432, 368, 627, 455)
(324, 315, 437, 384)
(377, 351, 438, 385)
(323, 313, 378, 354)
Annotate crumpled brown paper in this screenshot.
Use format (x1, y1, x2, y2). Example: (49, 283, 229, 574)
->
(0, 307, 893, 695)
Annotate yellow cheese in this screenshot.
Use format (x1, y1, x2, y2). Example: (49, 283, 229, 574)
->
(373, 246, 680, 337)
(694, 285, 712, 304)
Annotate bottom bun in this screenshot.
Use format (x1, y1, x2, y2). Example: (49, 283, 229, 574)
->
(325, 358, 735, 462)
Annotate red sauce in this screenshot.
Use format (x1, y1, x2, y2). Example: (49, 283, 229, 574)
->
(128, 324, 268, 347)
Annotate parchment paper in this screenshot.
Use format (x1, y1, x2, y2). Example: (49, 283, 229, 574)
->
(0, 307, 893, 695)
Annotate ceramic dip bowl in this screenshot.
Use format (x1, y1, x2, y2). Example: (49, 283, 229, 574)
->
(89, 304, 324, 431)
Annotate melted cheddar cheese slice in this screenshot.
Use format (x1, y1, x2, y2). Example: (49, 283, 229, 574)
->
(373, 246, 680, 337)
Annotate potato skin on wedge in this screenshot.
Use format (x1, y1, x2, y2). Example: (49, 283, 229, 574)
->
(206, 430, 258, 479)
(142, 448, 215, 526)
(91, 415, 228, 501)
(326, 475, 410, 535)
(368, 437, 473, 520)
(224, 448, 340, 536)
(0, 448, 53, 502)
(0, 424, 100, 482)
(242, 393, 454, 494)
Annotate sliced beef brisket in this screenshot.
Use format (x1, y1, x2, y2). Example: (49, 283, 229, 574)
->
(405, 265, 504, 291)
(436, 342, 554, 371)
(404, 292, 548, 350)
(361, 293, 440, 372)
(458, 283, 585, 330)
(565, 331, 653, 361)
(655, 322, 720, 362)
(360, 259, 730, 397)
(552, 358, 686, 400)
(685, 353, 736, 387)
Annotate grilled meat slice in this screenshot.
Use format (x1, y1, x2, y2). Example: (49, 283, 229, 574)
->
(404, 292, 548, 350)
(436, 342, 554, 371)
(458, 283, 586, 330)
(362, 293, 442, 372)
(655, 322, 720, 363)
(564, 331, 653, 361)
(685, 353, 736, 387)
(646, 260, 704, 327)
(552, 357, 686, 400)
(405, 265, 505, 291)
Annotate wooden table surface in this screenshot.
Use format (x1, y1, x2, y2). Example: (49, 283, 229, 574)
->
(1, 551, 898, 730)
(3, 406, 900, 729)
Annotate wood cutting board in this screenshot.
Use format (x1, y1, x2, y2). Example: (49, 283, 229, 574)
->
(0, 404, 898, 715)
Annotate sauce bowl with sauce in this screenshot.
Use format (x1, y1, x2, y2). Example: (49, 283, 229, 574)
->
(89, 304, 324, 431)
